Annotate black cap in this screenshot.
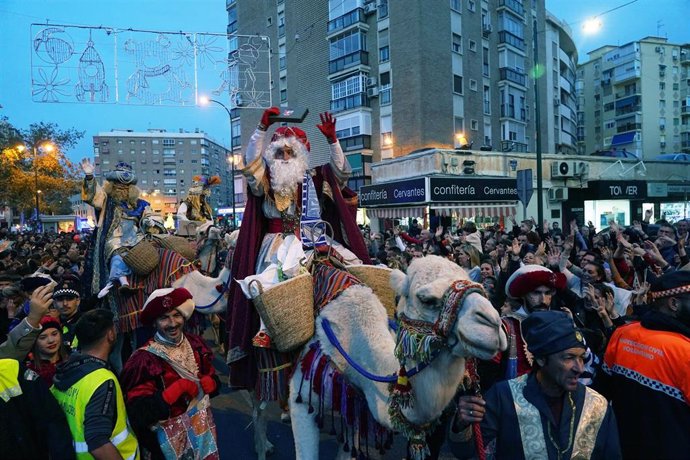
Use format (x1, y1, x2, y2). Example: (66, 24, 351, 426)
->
(650, 270, 690, 301)
(522, 311, 586, 357)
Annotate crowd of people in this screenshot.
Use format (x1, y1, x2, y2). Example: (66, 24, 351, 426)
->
(360, 213, 690, 459)
(0, 104, 688, 459)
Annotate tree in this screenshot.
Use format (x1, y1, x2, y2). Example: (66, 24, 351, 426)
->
(0, 117, 85, 216)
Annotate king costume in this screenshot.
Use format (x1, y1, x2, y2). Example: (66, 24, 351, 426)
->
(226, 109, 371, 397)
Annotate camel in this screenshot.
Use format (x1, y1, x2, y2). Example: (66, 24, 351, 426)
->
(287, 255, 507, 459)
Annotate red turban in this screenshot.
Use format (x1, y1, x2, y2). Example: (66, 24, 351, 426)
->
(505, 265, 566, 299)
(140, 287, 195, 326)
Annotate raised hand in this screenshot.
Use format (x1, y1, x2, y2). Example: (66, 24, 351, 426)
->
(547, 247, 561, 266)
(316, 112, 337, 143)
(80, 158, 94, 175)
(27, 284, 55, 328)
(260, 106, 281, 129)
(511, 238, 522, 257)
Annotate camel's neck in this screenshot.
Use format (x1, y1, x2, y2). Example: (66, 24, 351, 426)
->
(403, 351, 466, 425)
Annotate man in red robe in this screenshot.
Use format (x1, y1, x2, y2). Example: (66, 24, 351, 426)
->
(226, 108, 371, 397)
(121, 287, 220, 460)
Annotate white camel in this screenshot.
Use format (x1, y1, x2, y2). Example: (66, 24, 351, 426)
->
(172, 264, 230, 315)
(288, 255, 507, 459)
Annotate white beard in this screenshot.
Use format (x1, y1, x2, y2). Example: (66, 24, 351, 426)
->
(265, 139, 309, 196)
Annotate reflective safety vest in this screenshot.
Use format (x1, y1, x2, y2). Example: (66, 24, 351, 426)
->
(51, 368, 139, 460)
(0, 359, 22, 402)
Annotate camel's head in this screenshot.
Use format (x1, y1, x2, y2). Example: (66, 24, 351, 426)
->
(391, 255, 507, 360)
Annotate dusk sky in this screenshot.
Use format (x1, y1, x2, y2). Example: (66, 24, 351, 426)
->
(1, 0, 688, 161)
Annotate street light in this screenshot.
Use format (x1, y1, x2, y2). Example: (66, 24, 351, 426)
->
(15, 141, 55, 232)
(199, 95, 237, 228)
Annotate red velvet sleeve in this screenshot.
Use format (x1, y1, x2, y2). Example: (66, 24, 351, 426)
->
(120, 348, 167, 400)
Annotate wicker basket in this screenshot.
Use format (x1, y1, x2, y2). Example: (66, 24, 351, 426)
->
(153, 235, 196, 262)
(249, 273, 315, 352)
(347, 265, 397, 317)
(122, 239, 159, 276)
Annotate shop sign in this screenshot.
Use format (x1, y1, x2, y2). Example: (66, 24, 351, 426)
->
(647, 183, 668, 197)
(588, 180, 646, 199)
(668, 185, 690, 194)
(430, 177, 518, 202)
(359, 178, 427, 206)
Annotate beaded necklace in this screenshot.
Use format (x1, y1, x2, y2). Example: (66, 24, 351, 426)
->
(546, 392, 576, 460)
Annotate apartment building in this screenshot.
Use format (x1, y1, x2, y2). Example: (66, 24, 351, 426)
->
(92, 129, 235, 217)
(227, 0, 576, 191)
(577, 36, 690, 158)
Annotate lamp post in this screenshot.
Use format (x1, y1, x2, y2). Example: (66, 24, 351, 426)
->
(199, 96, 236, 228)
(533, 18, 544, 227)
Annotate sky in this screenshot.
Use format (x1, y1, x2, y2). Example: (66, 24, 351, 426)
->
(0, 0, 688, 162)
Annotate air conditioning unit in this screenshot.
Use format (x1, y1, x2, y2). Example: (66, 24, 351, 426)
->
(367, 87, 379, 97)
(548, 187, 569, 201)
(575, 162, 589, 177)
(366, 76, 378, 87)
(551, 161, 576, 178)
(363, 3, 377, 14)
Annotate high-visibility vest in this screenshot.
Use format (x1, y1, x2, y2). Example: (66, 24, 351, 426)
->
(51, 368, 139, 460)
(0, 359, 22, 402)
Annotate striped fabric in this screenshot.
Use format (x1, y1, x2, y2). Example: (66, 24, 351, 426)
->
(312, 263, 361, 312)
(432, 202, 517, 218)
(116, 249, 196, 333)
(366, 206, 427, 219)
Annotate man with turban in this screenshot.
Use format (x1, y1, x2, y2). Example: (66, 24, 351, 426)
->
(454, 311, 621, 459)
(121, 287, 220, 460)
(480, 265, 567, 390)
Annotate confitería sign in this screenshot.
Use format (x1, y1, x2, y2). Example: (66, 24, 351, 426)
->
(430, 177, 518, 202)
(359, 178, 427, 206)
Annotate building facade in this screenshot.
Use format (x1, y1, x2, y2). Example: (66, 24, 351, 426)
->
(92, 129, 234, 218)
(577, 37, 690, 158)
(227, 0, 576, 193)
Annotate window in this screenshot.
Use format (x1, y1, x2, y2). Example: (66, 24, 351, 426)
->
(190, 139, 197, 145)
(331, 73, 367, 99)
(452, 33, 462, 53)
(279, 44, 286, 70)
(152, 139, 159, 144)
(659, 82, 666, 90)
(471, 119, 479, 131)
(140, 140, 146, 145)
(329, 29, 366, 61)
(141, 150, 146, 155)
(659, 117, 666, 130)
(380, 71, 391, 105)
(454, 116, 464, 132)
(379, 28, 390, 63)
(129, 140, 135, 145)
(673, 83, 679, 90)
(378, 0, 389, 18)
(266, 16, 272, 27)
(453, 75, 463, 94)
(450, 0, 461, 11)
(469, 79, 477, 91)
(482, 47, 489, 76)
(468, 0, 476, 12)
(280, 89, 287, 102)
(659, 100, 666, 109)
(605, 120, 616, 129)
(117, 149, 123, 154)
(380, 115, 392, 147)
(117, 139, 122, 144)
(469, 40, 477, 52)
(483, 86, 491, 114)
(228, 5, 237, 34)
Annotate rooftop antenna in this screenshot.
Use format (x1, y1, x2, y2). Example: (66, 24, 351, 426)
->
(656, 20, 665, 37)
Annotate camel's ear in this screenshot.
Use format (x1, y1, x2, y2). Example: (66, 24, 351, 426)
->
(390, 269, 409, 298)
(415, 278, 448, 306)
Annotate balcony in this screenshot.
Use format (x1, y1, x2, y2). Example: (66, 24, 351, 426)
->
(330, 93, 370, 113)
(616, 123, 642, 133)
(339, 135, 372, 152)
(615, 106, 641, 117)
(501, 140, 528, 152)
(498, 31, 525, 51)
(499, 67, 526, 86)
(498, 0, 525, 16)
(682, 105, 690, 114)
(329, 50, 369, 74)
(327, 8, 366, 35)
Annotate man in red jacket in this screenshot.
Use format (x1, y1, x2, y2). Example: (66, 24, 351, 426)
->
(121, 287, 220, 460)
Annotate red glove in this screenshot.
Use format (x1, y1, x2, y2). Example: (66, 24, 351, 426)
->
(317, 112, 337, 144)
(162, 379, 198, 405)
(199, 375, 217, 394)
(260, 107, 281, 130)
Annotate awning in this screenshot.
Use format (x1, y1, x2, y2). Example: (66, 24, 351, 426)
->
(365, 206, 427, 219)
(431, 202, 518, 218)
(611, 132, 636, 146)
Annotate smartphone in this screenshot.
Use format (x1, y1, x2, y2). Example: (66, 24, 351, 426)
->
(268, 107, 309, 123)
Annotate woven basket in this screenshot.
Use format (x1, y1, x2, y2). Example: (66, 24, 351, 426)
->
(153, 235, 196, 262)
(122, 239, 159, 276)
(249, 273, 314, 352)
(347, 265, 396, 317)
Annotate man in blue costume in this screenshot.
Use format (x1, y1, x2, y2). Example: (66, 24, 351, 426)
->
(453, 310, 621, 459)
